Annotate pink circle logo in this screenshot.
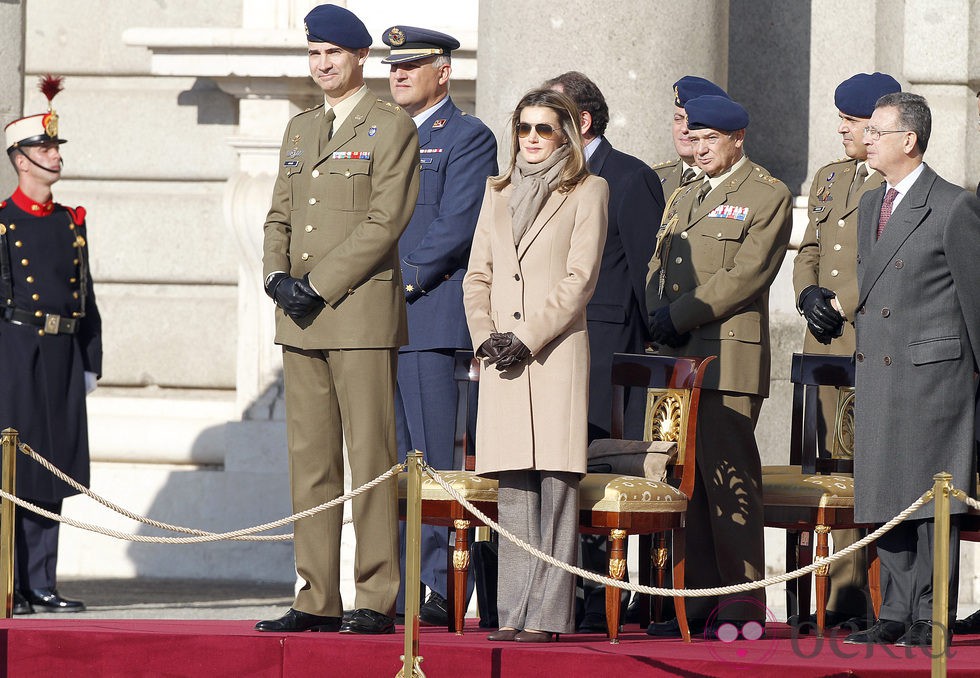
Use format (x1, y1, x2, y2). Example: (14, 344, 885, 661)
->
(704, 597, 780, 668)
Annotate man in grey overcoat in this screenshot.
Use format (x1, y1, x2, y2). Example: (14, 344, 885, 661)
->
(845, 91, 980, 648)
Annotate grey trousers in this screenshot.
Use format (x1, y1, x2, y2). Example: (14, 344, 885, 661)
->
(497, 470, 579, 634)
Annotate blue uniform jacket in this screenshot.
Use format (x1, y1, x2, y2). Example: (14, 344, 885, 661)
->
(400, 97, 497, 352)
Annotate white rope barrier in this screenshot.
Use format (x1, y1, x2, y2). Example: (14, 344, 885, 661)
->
(0, 462, 403, 544)
(423, 462, 934, 597)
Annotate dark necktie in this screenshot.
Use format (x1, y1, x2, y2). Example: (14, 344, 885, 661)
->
(848, 163, 869, 204)
(696, 180, 711, 205)
(681, 167, 697, 185)
(323, 108, 336, 141)
(877, 188, 898, 239)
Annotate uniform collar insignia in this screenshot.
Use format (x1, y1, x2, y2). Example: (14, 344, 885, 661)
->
(432, 119, 447, 129)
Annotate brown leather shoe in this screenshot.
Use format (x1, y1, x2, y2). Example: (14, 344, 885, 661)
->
(514, 629, 559, 643)
(487, 627, 520, 641)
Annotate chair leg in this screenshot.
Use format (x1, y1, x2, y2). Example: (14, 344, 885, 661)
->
(814, 525, 830, 637)
(868, 542, 882, 619)
(785, 530, 799, 620)
(653, 533, 669, 625)
(605, 529, 627, 644)
(672, 528, 690, 643)
(452, 519, 470, 635)
(796, 530, 814, 628)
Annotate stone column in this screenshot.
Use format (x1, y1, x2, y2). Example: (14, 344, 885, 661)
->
(0, 1, 24, 195)
(476, 0, 730, 166)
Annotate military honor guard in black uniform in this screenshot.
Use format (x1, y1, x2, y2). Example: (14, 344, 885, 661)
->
(1, 76, 101, 615)
(382, 24, 498, 625)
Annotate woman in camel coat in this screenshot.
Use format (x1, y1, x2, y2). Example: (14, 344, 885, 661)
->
(463, 88, 608, 642)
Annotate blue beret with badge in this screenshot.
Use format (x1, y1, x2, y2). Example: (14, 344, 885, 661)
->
(673, 75, 729, 107)
(304, 4, 371, 49)
(684, 94, 750, 132)
(381, 25, 460, 64)
(834, 72, 902, 118)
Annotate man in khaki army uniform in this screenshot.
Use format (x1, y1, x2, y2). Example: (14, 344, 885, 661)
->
(651, 76, 729, 199)
(256, 4, 420, 635)
(792, 72, 901, 630)
(646, 94, 792, 637)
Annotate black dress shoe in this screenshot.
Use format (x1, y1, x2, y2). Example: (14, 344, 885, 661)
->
(12, 591, 33, 615)
(843, 619, 907, 645)
(576, 612, 607, 633)
(255, 608, 342, 632)
(954, 608, 980, 635)
(419, 591, 449, 627)
(339, 608, 396, 634)
(896, 620, 951, 648)
(646, 616, 705, 638)
(25, 588, 85, 612)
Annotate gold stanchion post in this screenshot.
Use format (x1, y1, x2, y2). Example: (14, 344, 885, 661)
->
(931, 472, 952, 678)
(397, 451, 425, 678)
(0, 429, 18, 619)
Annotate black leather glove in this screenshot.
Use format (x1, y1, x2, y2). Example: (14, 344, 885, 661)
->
(649, 306, 690, 348)
(274, 275, 324, 319)
(265, 272, 289, 299)
(799, 285, 844, 340)
(492, 332, 531, 370)
(476, 337, 503, 364)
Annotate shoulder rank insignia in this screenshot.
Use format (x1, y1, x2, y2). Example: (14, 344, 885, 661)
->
(651, 159, 675, 169)
(432, 119, 447, 129)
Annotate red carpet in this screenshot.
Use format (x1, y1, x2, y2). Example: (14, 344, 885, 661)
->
(2, 619, 979, 677)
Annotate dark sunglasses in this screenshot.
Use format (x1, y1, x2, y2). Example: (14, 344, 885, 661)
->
(516, 122, 560, 140)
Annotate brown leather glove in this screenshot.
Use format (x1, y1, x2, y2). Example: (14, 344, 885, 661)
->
(493, 332, 531, 371)
(476, 337, 503, 364)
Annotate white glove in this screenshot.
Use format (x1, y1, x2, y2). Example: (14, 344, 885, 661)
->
(84, 371, 98, 394)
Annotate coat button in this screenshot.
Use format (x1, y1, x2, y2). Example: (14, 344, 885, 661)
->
(881, 308, 890, 317)
(716, 232, 723, 238)
(830, 269, 839, 277)
(37, 329, 44, 337)
(728, 330, 735, 337)
(301, 253, 310, 260)
(680, 232, 688, 239)
(514, 274, 520, 281)
(883, 356, 892, 366)
(672, 283, 680, 292)
(859, 306, 866, 314)
(14, 240, 22, 247)
(856, 352, 865, 362)
(513, 312, 521, 319)
(838, 219, 846, 227)
(26, 276, 34, 283)
(895, 259, 904, 269)
(305, 224, 314, 232)
(308, 198, 316, 205)
(856, 255, 862, 264)
(675, 257, 683, 264)
(344, 170, 351, 178)
(20, 258, 28, 266)
(312, 170, 320, 178)
(834, 244, 842, 251)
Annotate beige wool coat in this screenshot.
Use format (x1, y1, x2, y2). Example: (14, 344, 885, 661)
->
(463, 174, 608, 476)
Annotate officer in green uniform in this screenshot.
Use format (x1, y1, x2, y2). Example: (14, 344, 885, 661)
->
(792, 72, 901, 630)
(256, 4, 420, 636)
(652, 76, 729, 198)
(646, 94, 792, 638)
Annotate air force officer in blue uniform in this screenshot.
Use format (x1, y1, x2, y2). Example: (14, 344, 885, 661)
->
(383, 25, 498, 625)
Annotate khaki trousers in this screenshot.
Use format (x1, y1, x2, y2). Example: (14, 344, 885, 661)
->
(282, 346, 400, 617)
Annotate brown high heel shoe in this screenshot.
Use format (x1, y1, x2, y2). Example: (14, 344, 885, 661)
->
(514, 629, 559, 643)
(487, 627, 521, 642)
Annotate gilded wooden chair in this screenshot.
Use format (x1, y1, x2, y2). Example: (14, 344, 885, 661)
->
(762, 353, 878, 635)
(577, 352, 714, 643)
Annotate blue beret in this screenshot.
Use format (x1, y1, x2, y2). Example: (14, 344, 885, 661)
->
(834, 72, 901, 118)
(684, 95, 750, 132)
(673, 76, 729, 107)
(381, 26, 460, 64)
(304, 4, 371, 49)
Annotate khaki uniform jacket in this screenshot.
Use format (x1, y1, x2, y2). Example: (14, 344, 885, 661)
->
(646, 158, 792, 396)
(793, 157, 884, 356)
(263, 90, 421, 349)
(463, 176, 609, 475)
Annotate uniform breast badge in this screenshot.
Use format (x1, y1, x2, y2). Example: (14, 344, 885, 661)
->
(368, 126, 377, 137)
(816, 185, 833, 202)
(432, 119, 447, 129)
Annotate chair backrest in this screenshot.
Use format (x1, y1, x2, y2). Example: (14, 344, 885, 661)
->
(789, 353, 855, 475)
(453, 350, 479, 471)
(609, 353, 715, 500)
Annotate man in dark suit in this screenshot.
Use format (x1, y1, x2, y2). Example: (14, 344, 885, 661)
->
(845, 92, 980, 648)
(545, 71, 665, 632)
(257, 5, 420, 636)
(1, 77, 100, 615)
(382, 25, 498, 626)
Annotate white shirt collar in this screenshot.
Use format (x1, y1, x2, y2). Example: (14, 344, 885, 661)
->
(584, 135, 602, 161)
(885, 162, 926, 212)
